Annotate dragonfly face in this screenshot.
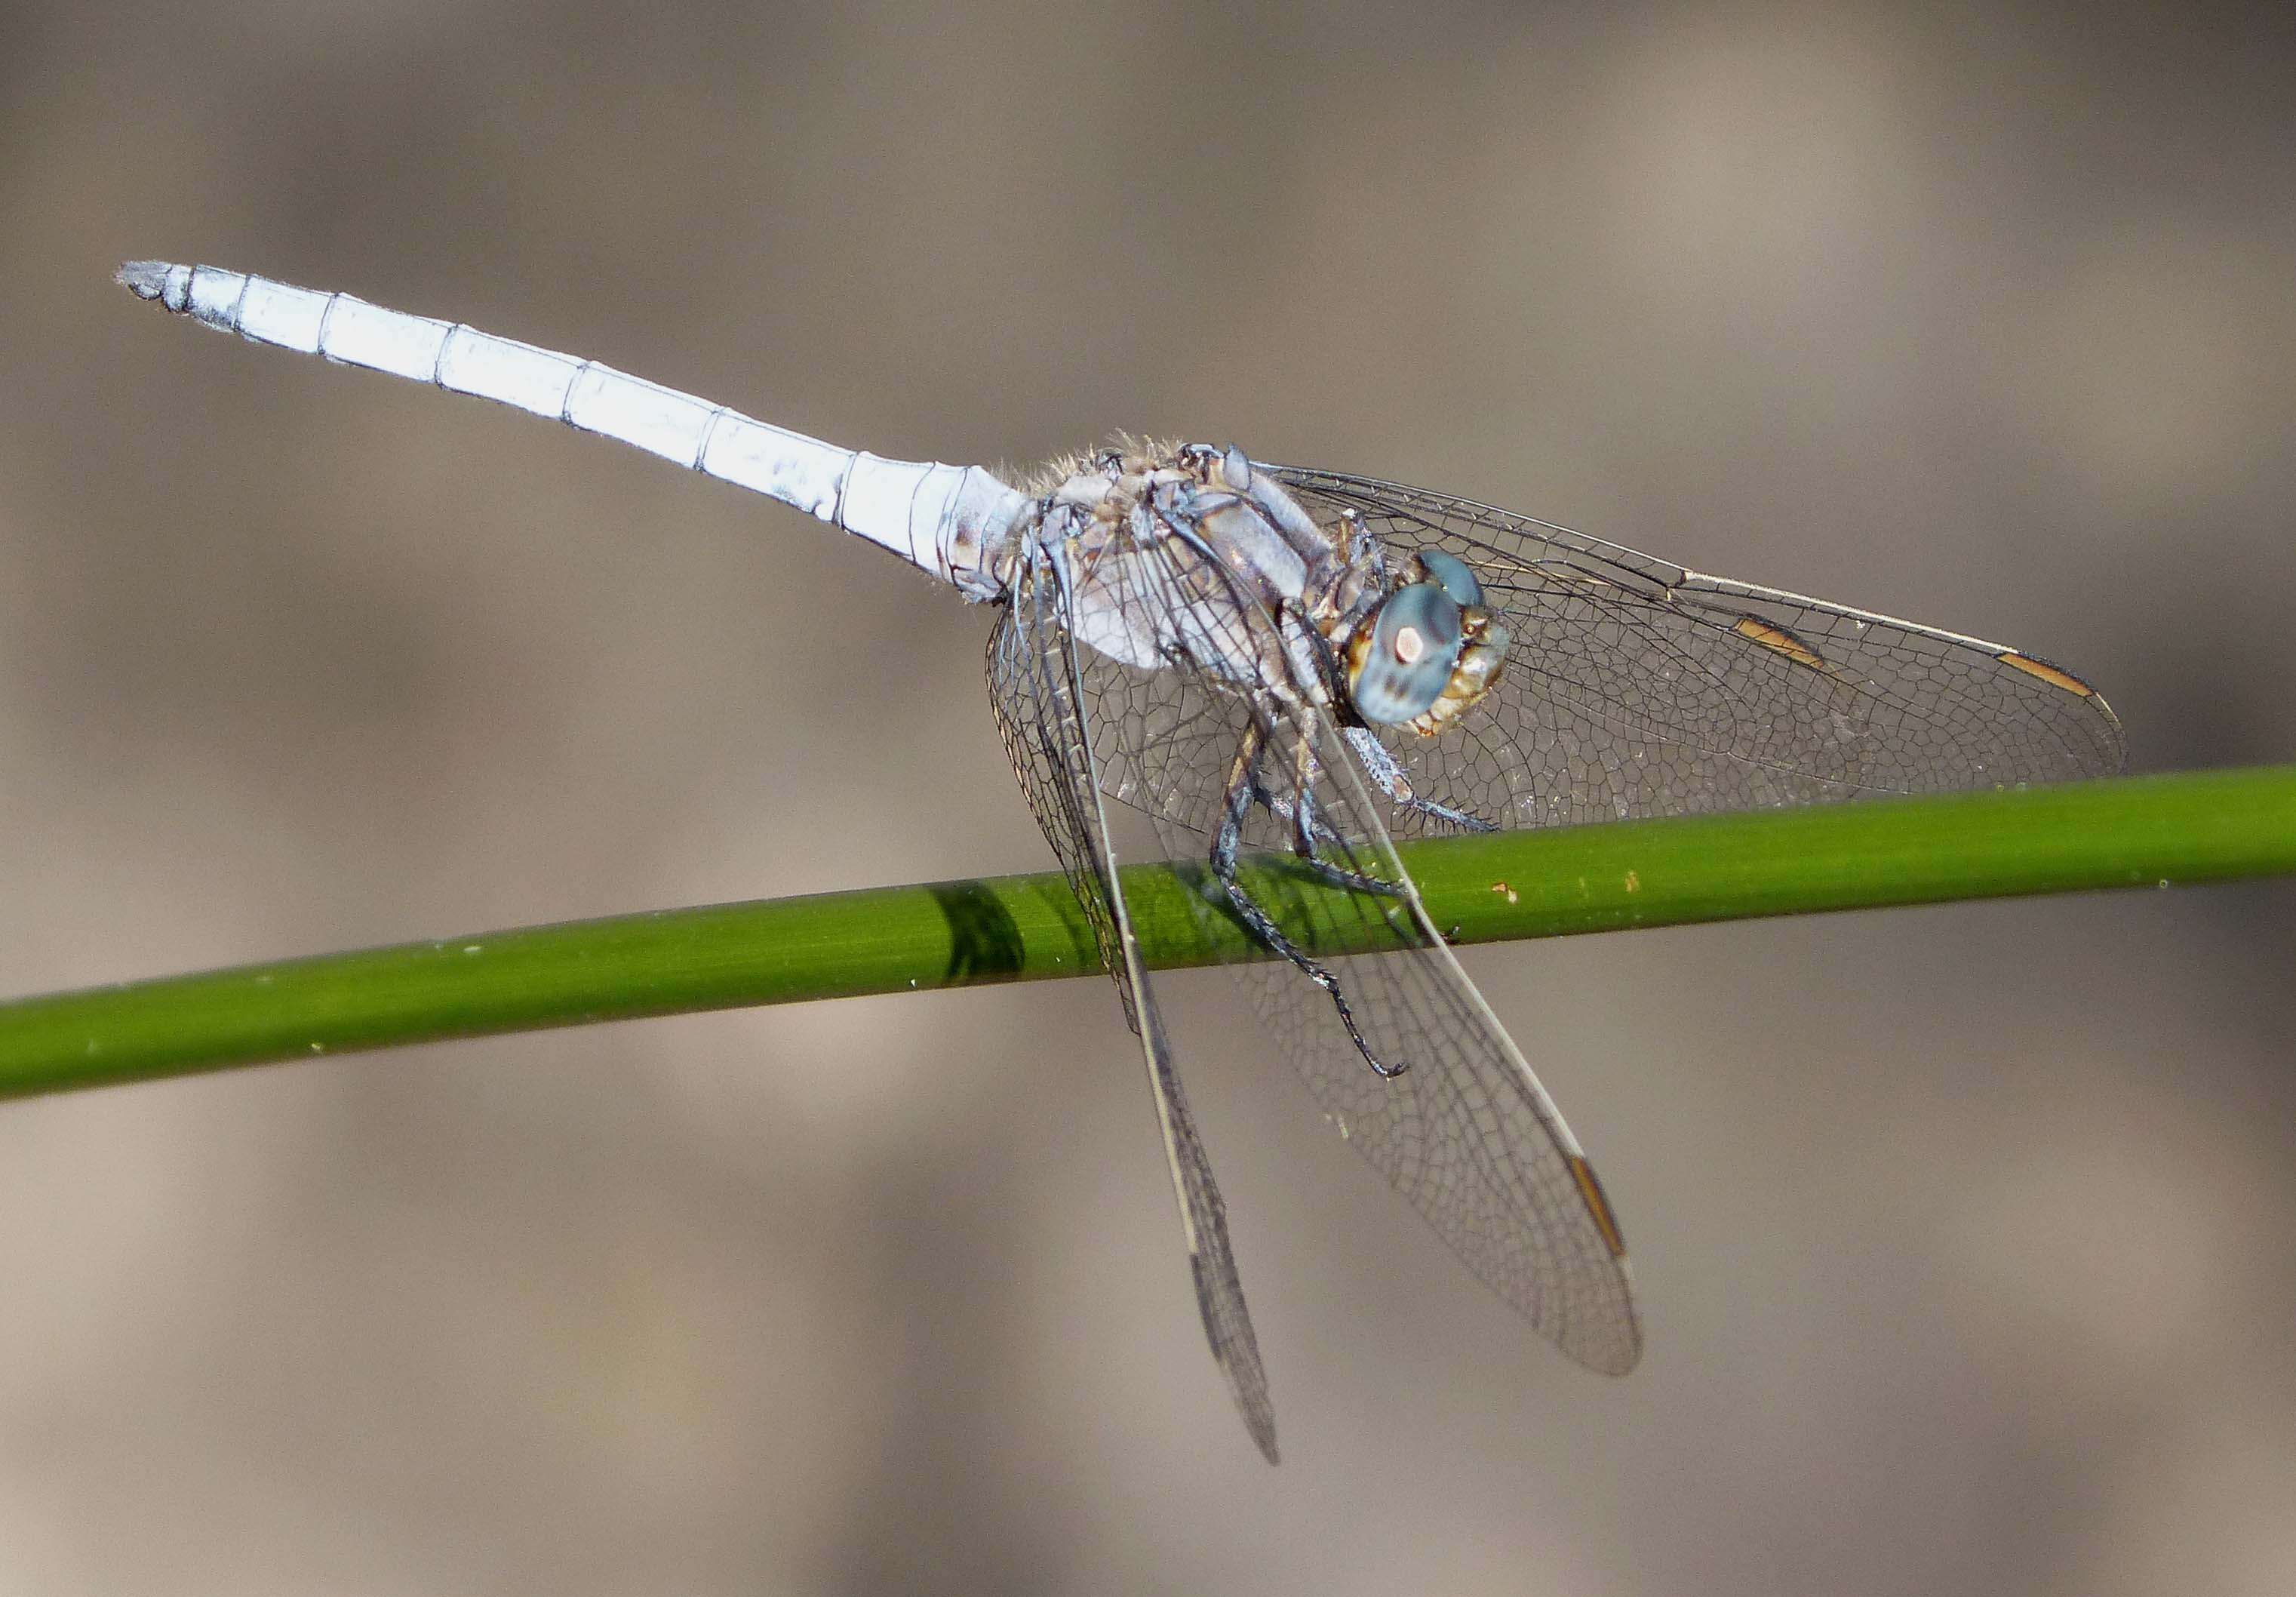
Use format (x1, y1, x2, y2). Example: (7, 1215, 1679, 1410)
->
(1341, 546, 1514, 737)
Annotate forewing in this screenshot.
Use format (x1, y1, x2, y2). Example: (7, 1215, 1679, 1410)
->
(1069, 534, 1643, 1377)
(1268, 465, 2125, 832)
(985, 551, 1278, 1461)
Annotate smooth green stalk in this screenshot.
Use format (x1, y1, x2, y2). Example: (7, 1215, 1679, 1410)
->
(1, 766, 2289, 1100)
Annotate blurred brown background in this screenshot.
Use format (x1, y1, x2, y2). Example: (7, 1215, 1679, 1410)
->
(2, 2, 2292, 1592)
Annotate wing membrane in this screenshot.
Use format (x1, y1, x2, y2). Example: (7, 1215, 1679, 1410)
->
(1268, 466, 2125, 832)
(1063, 521, 1644, 1378)
(985, 547, 1278, 1461)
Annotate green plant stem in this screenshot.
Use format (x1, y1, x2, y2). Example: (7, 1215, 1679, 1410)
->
(2, 766, 2289, 1100)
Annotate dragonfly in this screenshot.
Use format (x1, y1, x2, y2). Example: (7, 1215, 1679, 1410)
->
(117, 260, 2126, 1462)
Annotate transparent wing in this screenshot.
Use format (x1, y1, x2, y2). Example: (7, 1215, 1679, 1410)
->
(984, 547, 1278, 1463)
(1268, 465, 2126, 833)
(1067, 523, 1643, 1378)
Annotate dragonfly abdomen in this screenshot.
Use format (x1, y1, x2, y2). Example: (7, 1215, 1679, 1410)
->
(115, 260, 1035, 598)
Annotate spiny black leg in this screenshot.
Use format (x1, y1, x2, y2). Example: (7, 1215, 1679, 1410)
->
(1213, 743, 1410, 1079)
(1247, 753, 1477, 853)
(1243, 771, 1362, 860)
(1286, 725, 1403, 897)
(1339, 725, 1501, 833)
(1397, 793, 1500, 832)
(1230, 731, 1387, 890)
(1289, 818, 1399, 897)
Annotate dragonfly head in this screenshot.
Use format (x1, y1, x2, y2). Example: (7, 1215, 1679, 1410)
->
(1345, 549, 1511, 735)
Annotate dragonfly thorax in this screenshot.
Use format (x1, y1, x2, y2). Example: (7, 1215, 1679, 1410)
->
(1025, 440, 1511, 737)
(1027, 439, 1347, 685)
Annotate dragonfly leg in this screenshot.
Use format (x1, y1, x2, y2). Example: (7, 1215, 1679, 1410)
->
(1285, 729, 1406, 897)
(1213, 737, 1411, 1080)
(1243, 771, 1351, 856)
(1341, 726, 1500, 833)
(1228, 730, 1401, 894)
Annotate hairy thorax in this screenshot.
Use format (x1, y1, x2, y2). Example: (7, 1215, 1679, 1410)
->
(1021, 438, 1507, 735)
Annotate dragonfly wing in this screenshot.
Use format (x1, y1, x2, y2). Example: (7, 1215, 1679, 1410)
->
(1065, 530, 1643, 1378)
(985, 549, 1278, 1462)
(1267, 465, 2125, 833)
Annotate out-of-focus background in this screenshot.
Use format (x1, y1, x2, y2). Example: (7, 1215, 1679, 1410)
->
(2, 2, 2291, 1592)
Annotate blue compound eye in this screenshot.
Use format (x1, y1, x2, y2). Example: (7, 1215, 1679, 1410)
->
(1351, 582, 1465, 725)
(1415, 548, 1484, 608)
